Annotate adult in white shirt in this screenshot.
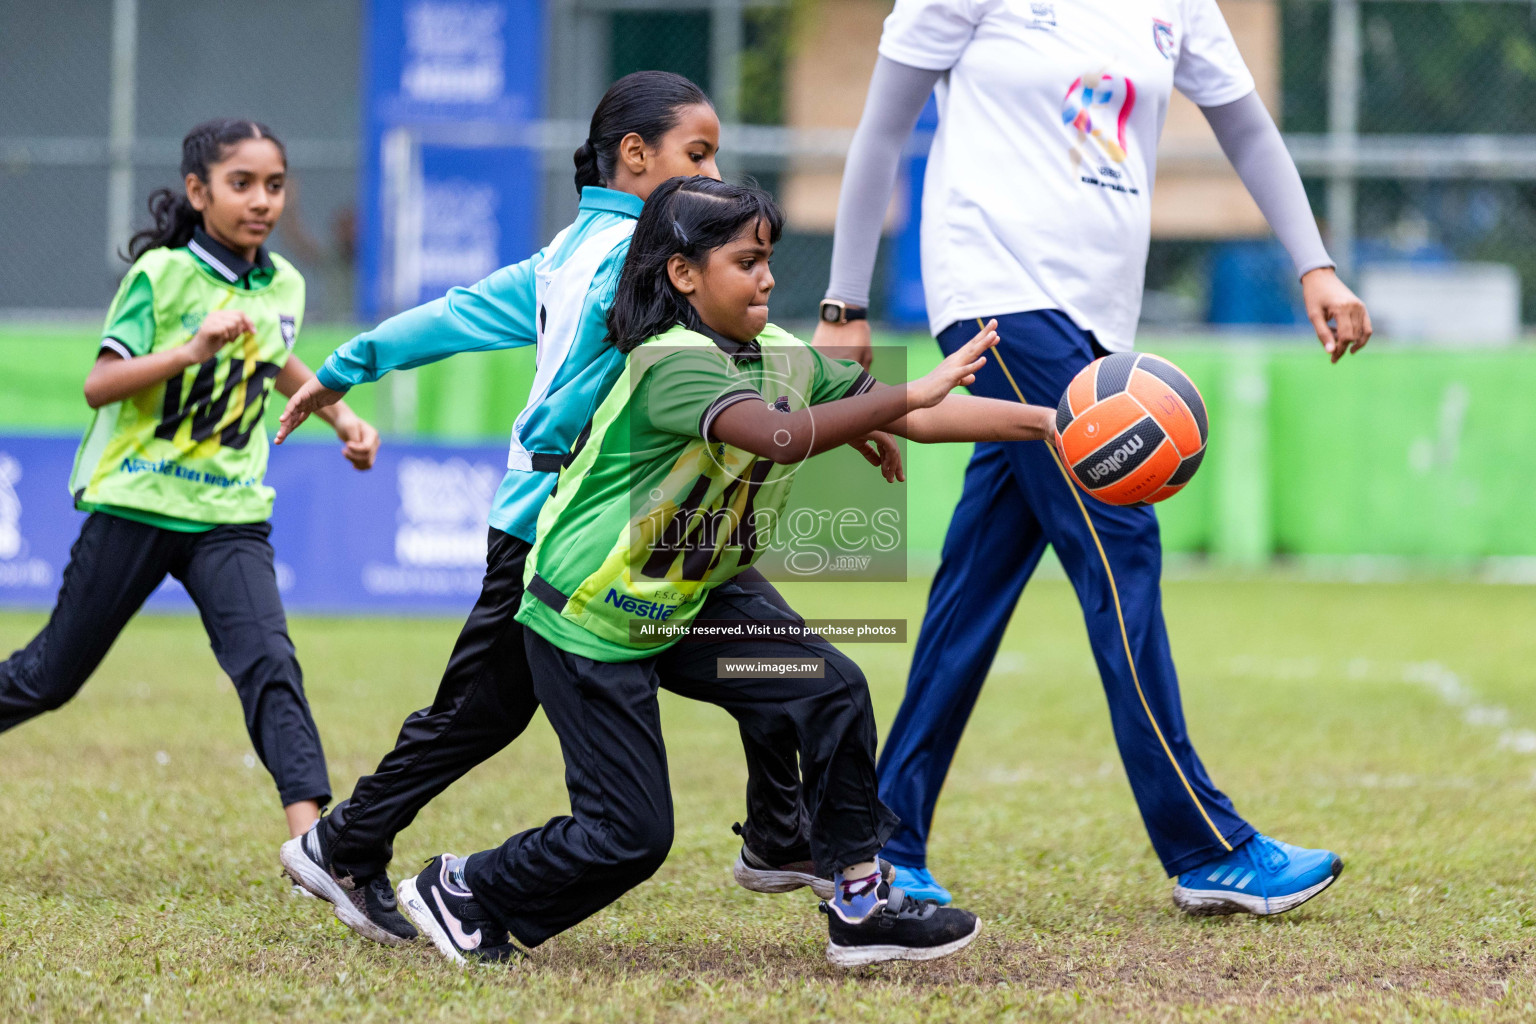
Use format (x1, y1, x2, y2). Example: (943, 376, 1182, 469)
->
(813, 0, 1369, 915)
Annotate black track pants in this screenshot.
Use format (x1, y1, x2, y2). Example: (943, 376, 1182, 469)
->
(463, 579, 899, 948)
(321, 528, 813, 881)
(0, 512, 330, 806)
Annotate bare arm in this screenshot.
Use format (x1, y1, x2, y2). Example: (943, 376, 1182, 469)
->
(712, 321, 999, 463)
(82, 309, 252, 409)
(84, 348, 200, 409)
(887, 391, 1054, 444)
(713, 386, 914, 465)
(277, 355, 347, 427)
(275, 354, 380, 470)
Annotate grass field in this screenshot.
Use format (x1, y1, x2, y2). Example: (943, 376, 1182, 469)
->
(3, 575, 1535, 1022)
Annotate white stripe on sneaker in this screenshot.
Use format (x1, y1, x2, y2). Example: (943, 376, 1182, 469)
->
(1173, 871, 1338, 917)
(279, 833, 412, 946)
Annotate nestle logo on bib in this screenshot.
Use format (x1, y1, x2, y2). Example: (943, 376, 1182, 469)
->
(605, 588, 678, 621)
(1086, 435, 1144, 483)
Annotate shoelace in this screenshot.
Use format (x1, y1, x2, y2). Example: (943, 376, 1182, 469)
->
(1248, 834, 1291, 873)
(366, 876, 398, 910)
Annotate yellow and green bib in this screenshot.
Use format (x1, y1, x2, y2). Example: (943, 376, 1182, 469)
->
(69, 246, 305, 525)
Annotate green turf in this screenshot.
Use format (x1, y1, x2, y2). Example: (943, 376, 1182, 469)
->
(2, 575, 1534, 1022)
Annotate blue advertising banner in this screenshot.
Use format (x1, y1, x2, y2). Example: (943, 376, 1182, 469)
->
(357, 0, 544, 320)
(0, 436, 508, 615)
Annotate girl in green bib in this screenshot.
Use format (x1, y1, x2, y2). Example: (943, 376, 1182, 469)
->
(0, 119, 379, 840)
(394, 176, 1058, 968)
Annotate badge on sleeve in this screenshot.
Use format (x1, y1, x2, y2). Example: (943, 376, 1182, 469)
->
(1153, 19, 1175, 59)
(279, 315, 297, 350)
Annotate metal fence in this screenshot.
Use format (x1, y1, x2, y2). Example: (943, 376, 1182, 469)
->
(0, 0, 361, 319)
(3, 0, 1535, 329)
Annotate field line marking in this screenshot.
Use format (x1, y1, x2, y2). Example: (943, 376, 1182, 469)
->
(1229, 656, 1536, 760)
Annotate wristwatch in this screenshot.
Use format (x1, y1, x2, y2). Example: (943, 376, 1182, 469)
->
(819, 299, 868, 325)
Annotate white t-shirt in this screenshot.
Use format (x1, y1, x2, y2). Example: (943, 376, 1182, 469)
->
(881, 0, 1255, 348)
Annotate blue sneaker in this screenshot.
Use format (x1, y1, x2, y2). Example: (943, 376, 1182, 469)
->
(1173, 834, 1343, 917)
(888, 865, 953, 906)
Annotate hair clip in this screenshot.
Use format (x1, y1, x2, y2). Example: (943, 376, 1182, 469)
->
(671, 220, 690, 246)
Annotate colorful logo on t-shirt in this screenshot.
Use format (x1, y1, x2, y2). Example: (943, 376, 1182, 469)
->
(1153, 19, 1175, 59)
(1062, 71, 1136, 166)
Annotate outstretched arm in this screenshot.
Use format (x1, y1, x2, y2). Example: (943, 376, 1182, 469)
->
(1202, 92, 1371, 361)
(280, 253, 547, 442)
(317, 253, 542, 392)
(712, 322, 998, 463)
(276, 355, 380, 470)
(886, 391, 1054, 444)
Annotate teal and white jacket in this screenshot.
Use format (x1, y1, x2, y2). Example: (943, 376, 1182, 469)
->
(317, 187, 642, 543)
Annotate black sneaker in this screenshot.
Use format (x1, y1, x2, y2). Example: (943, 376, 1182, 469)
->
(397, 854, 525, 966)
(820, 884, 982, 967)
(280, 823, 417, 945)
(729, 824, 893, 900)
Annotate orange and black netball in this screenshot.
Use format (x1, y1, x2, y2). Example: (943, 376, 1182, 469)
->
(1053, 352, 1208, 506)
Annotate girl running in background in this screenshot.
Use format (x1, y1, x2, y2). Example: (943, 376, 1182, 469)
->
(276, 72, 887, 946)
(0, 119, 380, 840)
(392, 176, 1059, 967)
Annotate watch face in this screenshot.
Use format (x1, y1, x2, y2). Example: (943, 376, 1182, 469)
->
(820, 304, 841, 323)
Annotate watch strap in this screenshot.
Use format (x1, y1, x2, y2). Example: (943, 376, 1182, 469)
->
(820, 300, 868, 325)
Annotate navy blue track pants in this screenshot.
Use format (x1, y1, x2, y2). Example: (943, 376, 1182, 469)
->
(876, 310, 1254, 877)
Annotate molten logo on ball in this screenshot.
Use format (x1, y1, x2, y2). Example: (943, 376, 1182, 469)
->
(1054, 353, 1207, 506)
(1085, 434, 1145, 483)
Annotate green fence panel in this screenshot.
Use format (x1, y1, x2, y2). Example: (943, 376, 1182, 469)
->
(0, 327, 106, 434)
(1268, 348, 1536, 557)
(6, 325, 1534, 560)
(413, 346, 537, 439)
(1138, 345, 1223, 558)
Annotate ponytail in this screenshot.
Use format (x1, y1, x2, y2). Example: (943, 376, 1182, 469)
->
(606, 176, 784, 353)
(573, 70, 710, 195)
(573, 139, 602, 192)
(125, 117, 286, 261)
(129, 187, 202, 261)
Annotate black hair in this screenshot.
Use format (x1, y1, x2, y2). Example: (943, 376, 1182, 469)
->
(605, 176, 784, 353)
(573, 71, 711, 195)
(124, 118, 286, 261)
